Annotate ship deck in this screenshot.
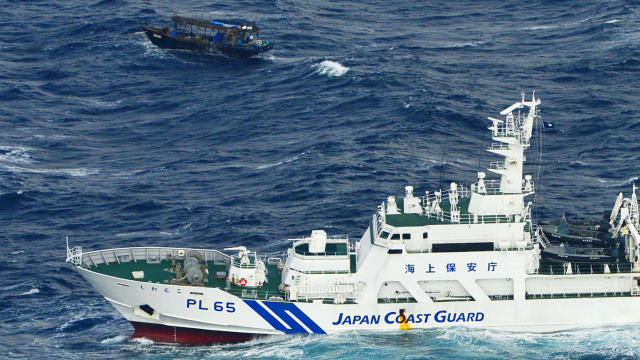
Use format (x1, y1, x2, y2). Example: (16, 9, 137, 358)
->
(384, 197, 517, 227)
(384, 197, 469, 227)
(77, 245, 359, 301)
(88, 259, 284, 298)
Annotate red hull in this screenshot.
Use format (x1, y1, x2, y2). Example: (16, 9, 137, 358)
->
(130, 321, 261, 344)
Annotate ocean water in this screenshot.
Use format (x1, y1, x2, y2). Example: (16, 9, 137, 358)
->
(1, 0, 640, 358)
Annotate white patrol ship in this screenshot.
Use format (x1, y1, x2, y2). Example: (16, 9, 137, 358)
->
(66, 93, 640, 344)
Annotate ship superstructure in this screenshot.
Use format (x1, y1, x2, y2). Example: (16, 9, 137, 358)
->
(66, 94, 640, 344)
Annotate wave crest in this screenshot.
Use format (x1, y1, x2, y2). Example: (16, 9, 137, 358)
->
(313, 60, 349, 77)
(0, 146, 33, 164)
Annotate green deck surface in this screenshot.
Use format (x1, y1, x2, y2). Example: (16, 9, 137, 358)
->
(89, 259, 283, 295)
(385, 197, 471, 227)
(91, 260, 176, 283)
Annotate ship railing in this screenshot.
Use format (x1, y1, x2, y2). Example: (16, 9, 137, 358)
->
(434, 211, 517, 225)
(406, 241, 535, 254)
(387, 209, 525, 226)
(492, 128, 524, 141)
(231, 251, 288, 268)
(385, 208, 522, 226)
(231, 259, 258, 269)
(79, 246, 232, 268)
(295, 297, 357, 304)
(488, 161, 506, 171)
(257, 251, 287, 264)
(377, 297, 418, 304)
(470, 180, 535, 195)
(526, 290, 639, 300)
(223, 288, 358, 303)
(293, 251, 350, 257)
(491, 122, 530, 146)
(486, 143, 511, 151)
(223, 288, 287, 301)
(287, 266, 350, 275)
(419, 184, 472, 204)
(289, 237, 350, 259)
(376, 182, 533, 227)
(66, 237, 83, 266)
(531, 262, 638, 275)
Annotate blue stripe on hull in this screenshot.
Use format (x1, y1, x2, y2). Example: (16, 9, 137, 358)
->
(244, 300, 326, 334)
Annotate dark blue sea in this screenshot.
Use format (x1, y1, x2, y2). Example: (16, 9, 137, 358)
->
(2, 0, 640, 358)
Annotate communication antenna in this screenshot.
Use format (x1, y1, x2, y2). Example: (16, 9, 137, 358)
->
(438, 148, 445, 188)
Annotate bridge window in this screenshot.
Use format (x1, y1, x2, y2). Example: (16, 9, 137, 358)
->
(402, 233, 411, 240)
(379, 231, 390, 239)
(390, 234, 400, 240)
(423, 232, 429, 239)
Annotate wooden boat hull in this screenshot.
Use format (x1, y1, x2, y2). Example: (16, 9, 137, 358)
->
(141, 26, 272, 58)
(142, 26, 208, 51)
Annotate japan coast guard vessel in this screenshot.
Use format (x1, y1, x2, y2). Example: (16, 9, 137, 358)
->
(66, 93, 640, 344)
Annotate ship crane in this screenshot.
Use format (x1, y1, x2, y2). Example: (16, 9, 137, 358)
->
(224, 246, 250, 265)
(609, 185, 640, 267)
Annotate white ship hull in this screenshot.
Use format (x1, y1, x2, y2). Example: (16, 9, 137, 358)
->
(76, 264, 640, 343)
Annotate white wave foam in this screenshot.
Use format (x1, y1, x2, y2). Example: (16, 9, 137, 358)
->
(79, 98, 122, 109)
(131, 32, 172, 59)
(419, 158, 468, 171)
(33, 134, 72, 141)
(0, 164, 99, 177)
(20, 288, 39, 296)
(116, 224, 191, 238)
(599, 176, 640, 187)
(101, 335, 128, 344)
(606, 19, 620, 24)
(257, 152, 306, 170)
(522, 25, 558, 31)
(313, 60, 349, 77)
(0, 146, 33, 164)
(570, 160, 589, 166)
(443, 40, 488, 48)
(131, 337, 154, 345)
(116, 231, 169, 238)
(579, 15, 594, 23)
(613, 176, 639, 187)
(218, 334, 306, 359)
(1, 283, 23, 291)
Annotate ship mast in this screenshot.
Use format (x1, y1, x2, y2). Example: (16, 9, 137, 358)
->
(468, 92, 539, 216)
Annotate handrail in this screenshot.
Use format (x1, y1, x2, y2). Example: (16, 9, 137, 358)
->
(526, 291, 638, 300)
(488, 161, 506, 170)
(288, 267, 350, 275)
(294, 251, 349, 257)
(471, 180, 534, 195)
(531, 262, 639, 275)
(81, 246, 233, 267)
(486, 143, 510, 151)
